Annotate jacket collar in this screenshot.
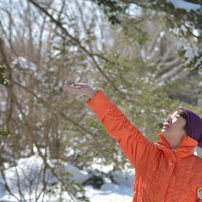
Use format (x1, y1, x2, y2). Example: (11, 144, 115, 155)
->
(155, 134, 198, 158)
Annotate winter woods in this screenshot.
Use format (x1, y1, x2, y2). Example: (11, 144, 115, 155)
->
(0, 0, 202, 201)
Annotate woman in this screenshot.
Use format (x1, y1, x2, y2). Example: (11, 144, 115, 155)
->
(63, 83, 202, 202)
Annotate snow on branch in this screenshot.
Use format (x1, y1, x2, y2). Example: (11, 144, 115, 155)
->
(167, 0, 201, 12)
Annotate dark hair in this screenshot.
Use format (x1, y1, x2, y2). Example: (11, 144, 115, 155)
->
(168, 108, 189, 136)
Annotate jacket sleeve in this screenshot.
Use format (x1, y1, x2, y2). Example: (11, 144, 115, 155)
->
(86, 89, 154, 167)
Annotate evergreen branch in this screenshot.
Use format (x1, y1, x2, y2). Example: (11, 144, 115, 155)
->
(0, 65, 9, 87)
(0, 128, 16, 137)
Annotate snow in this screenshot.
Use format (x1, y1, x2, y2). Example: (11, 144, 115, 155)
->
(120, 89, 128, 93)
(175, 40, 185, 51)
(0, 148, 133, 202)
(0, 155, 45, 202)
(1, 101, 6, 112)
(184, 47, 200, 68)
(91, 158, 114, 173)
(185, 47, 199, 59)
(51, 50, 61, 59)
(11, 56, 36, 71)
(167, 0, 201, 12)
(140, 49, 145, 61)
(157, 31, 165, 42)
(84, 184, 133, 202)
(65, 163, 92, 184)
(110, 170, 134, 187)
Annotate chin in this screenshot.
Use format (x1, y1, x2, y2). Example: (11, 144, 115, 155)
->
(161, 129, 167, 135)
(161, 130, 169, 137)
(161, 130, 171, 141)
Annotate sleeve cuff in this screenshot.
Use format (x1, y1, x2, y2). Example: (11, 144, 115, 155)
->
(86, 89, 100, 103)
(86, 89, 116, 122)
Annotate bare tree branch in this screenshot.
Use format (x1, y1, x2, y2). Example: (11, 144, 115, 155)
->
(0, 166, 21, 201)
(28, 0, 128, 99)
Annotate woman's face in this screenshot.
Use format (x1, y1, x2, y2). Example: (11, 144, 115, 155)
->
(161, 111, 187, 148)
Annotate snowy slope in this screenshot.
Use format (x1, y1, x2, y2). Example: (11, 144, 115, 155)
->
(0, 147, 198, 202)
(0, 148, 134, 202)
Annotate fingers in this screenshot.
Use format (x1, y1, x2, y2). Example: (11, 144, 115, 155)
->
(63, 83, 88, 92)
(63, 86, 82, 93)
(63, 86, 71, 89)
(63, 87, 79, 95)
(63, 85, 82, 90)
(63, 86, 76, 90)
(63, 84, 88, 96)
(74, 83, 85, 87)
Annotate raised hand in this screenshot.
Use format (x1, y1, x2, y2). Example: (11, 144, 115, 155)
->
(63, 83, 97, 99)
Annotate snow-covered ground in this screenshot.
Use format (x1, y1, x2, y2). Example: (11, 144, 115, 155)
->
(84, 183, 133, 202)
(0, 147, 198, 202)
(0, 146, 134, 202)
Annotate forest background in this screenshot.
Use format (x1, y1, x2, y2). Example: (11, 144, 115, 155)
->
(0, 0, 202, 201)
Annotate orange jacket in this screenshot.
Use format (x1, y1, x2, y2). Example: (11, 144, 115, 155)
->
(87, 89, 202, 202)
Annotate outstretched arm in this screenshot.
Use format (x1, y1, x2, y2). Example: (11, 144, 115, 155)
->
(63, 83, 154, 167)
(86, 89, 154, 167)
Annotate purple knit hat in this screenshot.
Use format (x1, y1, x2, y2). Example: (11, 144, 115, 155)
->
(178, 107, 202, 148)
